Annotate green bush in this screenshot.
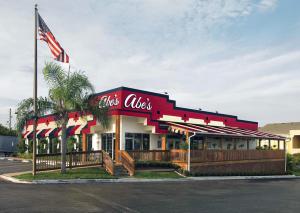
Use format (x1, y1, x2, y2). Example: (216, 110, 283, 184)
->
(52, 138, 60, 153)
(38, 138, 48, 154)
(286, 153, 295, 174)
(135, 161, 179, 169)
(293, 154, 300, 165)
(17, 153, 32, 159)
(17, 139, 27, 154)
(27, 140, 33, 153)
(67, 137, 77, 152)
(179, 142, 188, 150)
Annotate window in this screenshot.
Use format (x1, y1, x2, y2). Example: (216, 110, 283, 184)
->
(142, 134, 150, 150)
(191, 136, 204, 150)
(101, 133, 115, 158)
(293, 135, 300, 149)
(87, 134, 93, 151)
(125, 133, 150, 151)
(157, 140, 162, 149)
(167, 134, 182, 150)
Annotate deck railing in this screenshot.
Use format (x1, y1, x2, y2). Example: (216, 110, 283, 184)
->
(120, 151, 135, 176)
(36, 150, 103, 171)
(190, 150, 285, 163)
(170, 150, 188, 163)
(102, 151, 114, 175)
(127, 150, 171, 162)
(127, 149, 285, 170)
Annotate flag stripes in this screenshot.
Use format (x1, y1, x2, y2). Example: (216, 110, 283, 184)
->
(38, 13, 69, 63)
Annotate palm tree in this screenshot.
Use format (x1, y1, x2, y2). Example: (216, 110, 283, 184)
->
(16, 97, 52, 134)
(16, 62, 109, 173)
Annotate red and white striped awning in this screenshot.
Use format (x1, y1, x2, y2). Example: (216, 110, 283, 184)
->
(165, 121, 285, 140)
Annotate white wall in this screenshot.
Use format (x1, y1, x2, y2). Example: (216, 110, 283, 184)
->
(91, 117, 115, 151)
(150, 134, 161, 150)
(92, 134, 100, 150)
(120, 115, 157, 150)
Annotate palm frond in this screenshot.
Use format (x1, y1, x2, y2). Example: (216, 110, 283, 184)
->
(64, 70, 95, 110)
(43, 62, 66, 88)
(81, 96, 110, 129)
(15, 97, 54, 132)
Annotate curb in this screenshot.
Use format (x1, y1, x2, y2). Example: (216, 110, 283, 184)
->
(0, 157, 31, 163)
(187, 175, 298, 181)
(0, 175, 32, 184)
(1, 175, 298, 184)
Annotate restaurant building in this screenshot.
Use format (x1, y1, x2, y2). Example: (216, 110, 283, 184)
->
(22, 87, 287, 175)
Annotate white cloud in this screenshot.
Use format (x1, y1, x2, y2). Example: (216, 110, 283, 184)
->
(257, 0, 278, 12)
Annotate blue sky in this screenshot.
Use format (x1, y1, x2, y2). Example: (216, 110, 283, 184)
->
(0, 0, 299, 127)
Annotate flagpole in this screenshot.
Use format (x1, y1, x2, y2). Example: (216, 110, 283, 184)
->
(32, 4, 38, 176)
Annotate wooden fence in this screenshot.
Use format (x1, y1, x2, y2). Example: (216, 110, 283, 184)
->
(36, 151, 103, 171)
(128, 150, 284, 162)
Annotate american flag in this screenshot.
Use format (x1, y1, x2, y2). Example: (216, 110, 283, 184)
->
(38, 13, 69, 63)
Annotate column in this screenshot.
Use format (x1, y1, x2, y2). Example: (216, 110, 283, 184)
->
(246, 139, 250, 150)
(25, 138, 29, 153)
(268, 139, 271, 150)
(82, 133, 87, 152)
(36, 138, 39, 154)
(47, 137, 50, 154)
(161, 134, 167, 150)
(115, 115, 121, 162)
(81, 133, 87, 161)
(259, 139, 262, 148)
(278, 140, 280, 150)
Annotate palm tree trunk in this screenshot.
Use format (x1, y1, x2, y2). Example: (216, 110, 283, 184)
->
(60, 118, 67, 174)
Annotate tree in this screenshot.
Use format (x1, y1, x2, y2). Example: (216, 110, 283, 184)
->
(0, 123, 17, 136)
(16, 62, 109, 173)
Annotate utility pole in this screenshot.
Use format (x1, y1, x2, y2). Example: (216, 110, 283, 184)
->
(8, 108, 12, 130)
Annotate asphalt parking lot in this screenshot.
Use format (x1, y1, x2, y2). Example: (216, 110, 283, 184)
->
(0, 159, 300, 213)
(0, 158, 31, 175)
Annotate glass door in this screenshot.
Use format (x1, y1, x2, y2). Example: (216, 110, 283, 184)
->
(101, 133, 115, 159)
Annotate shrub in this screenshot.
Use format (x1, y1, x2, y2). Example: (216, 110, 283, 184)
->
(286, 153, 295, 174)
(17, 139, 27, 154)
(135, 161, 179, 169)
(52, 138, 60, 153)
(179, 142, 188, 150)
(39, 138, 48, 154)
(27, 140, 33, 153)
(293, 154, 300, 165)
(67, 137, 77, 152)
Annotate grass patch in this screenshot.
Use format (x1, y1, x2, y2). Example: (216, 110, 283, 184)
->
(14, 167, 116, 181)
(16, 153, 33, 160)
(293, 168, 300, 176)
(134, 171, 183, 179)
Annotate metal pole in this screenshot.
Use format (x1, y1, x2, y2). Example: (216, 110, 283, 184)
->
(32, 4, 38, 176)
(188, 132, 196, 172)
(284, 140, 287, 173)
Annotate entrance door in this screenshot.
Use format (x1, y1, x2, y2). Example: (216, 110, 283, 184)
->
(101, 133, 115, 159)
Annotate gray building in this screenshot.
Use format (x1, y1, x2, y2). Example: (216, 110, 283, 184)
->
(0, 135, 18, 156)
